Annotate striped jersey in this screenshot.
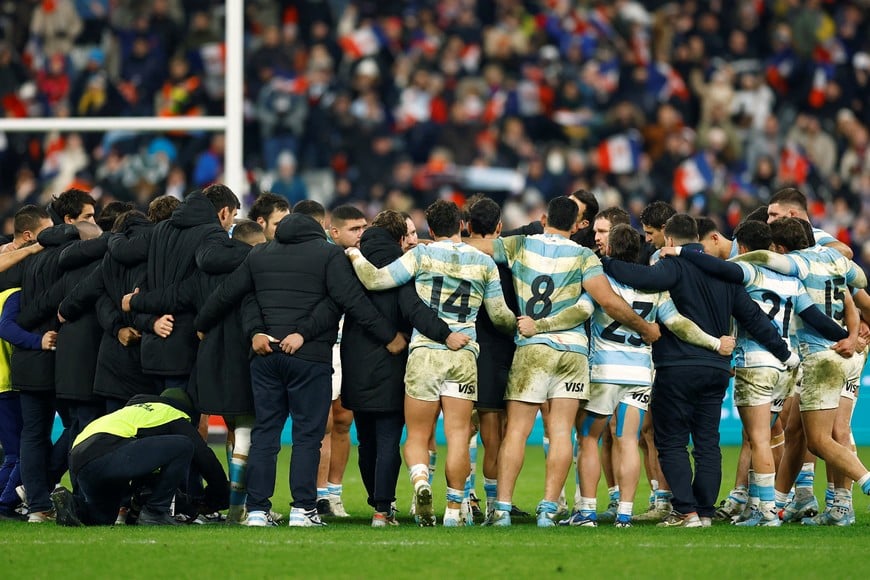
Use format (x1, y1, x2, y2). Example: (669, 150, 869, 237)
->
(772, 245, 864, 356)
(493, 234, 603, 355)
(379, 240, 503, 356)
(579, 278, 682, 386)
(812, 227, 836, 247)
(730, 263, 814, 369)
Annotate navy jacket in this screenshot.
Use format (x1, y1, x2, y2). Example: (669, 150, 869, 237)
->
(603, 243, 791, 372)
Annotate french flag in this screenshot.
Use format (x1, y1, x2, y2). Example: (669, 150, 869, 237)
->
(339, 27, 381, 60)
(673, 153, 714, 199)
(597, 133, 641, 174)
(808, 63, 832, 109)
(778, 143, 809, 185)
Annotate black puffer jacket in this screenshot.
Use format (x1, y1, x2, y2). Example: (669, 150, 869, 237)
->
(133, 237, 257, 416)
(11, 224, 80, 391)
(340, 227, 452, 413)
(59, 215, 155, 402)
(137, 192, 227, 376)
(195, 213, 396, 364)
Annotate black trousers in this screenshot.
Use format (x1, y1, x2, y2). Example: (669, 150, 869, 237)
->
(355, 410, 405, 513)
(247, 354, 331, 512)
(19, 391, 69, 513)
(73, 435, 194, 525)
(651, 366, 731, 519)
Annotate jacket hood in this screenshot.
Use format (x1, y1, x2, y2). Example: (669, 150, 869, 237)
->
(124, 213, 154, 236)
(274, 213, 327, 244)
(360, 226, 402, 268)
(200, 237, 253, 275)
(168, 191, 220, 229)
(36, 224, 80, 247)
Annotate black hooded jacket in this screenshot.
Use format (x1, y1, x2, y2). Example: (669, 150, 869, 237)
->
(132, 236, 257, 415)
(11, 224, 80, 391)
(137, 192, 227, 376)
(195, 213, 397, 365)
(59, 214, 156, 402)
(340, 227, 452, 413)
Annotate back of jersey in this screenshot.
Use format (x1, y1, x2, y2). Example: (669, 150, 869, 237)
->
(412, 240, 501, 355)
(585, 277, 664, 386)
(494, 233, 602, 354)
(734, 264, 808, 369)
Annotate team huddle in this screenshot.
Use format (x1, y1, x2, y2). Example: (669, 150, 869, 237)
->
(0, 183, 867, 529)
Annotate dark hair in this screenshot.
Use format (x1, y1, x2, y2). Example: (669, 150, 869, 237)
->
(203, 184, 240, 212)
(148, 195, 180, 223)
(769, 187, 807, 211)
(425, 200, 461, 237)
(796, 218, 815, 247)
(694, 217, 719, 239)
(570, 189, 598, 225)
(640, 201, 676, 229)
(112, 210, 148, 233)
(733, 220, 772, 251)
(97, 201, 135, 232)
(400, 211, 413, 221)
(546, 196, 580, 231)
(595, 207, 630, 227)
(769, 217, 810, 251)
(293, 199, 325, 219)
(468, 196, 501, 236)
(13, 204, 50, 235)
(608, 224, 642, 262)
(744, 205, 769, 223)
(50, 188, 97, 221)
(248, 193, 290, 223)
(331, 204, 366, 226)
(231, 220, 265, 243)
(663, 214, 698, 242)
(371, 209, 408, 242)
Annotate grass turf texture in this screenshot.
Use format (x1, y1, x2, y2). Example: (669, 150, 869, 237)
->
(2, 445, 869, 579)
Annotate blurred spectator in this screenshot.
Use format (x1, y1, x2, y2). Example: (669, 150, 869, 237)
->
(30, 0, 83, 57)
(259, 150, 306, 207)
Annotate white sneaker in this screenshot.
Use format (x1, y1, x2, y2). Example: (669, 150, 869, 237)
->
(243, 510, 277, 527)
(287, 507, 327, 527)
(328, 494, 350, 518)
(27, 510, 55, 523)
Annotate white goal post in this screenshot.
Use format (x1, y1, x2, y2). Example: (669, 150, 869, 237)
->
(0, 0, 246, 207)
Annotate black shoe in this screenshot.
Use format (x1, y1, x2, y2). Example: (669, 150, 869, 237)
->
(0, 506, 26, 521)
(50, 487, 82, 527)
(316, 498, 333, 516)
(138, 507, 184, 526)
(510, 505, 530, 517)
(469, 493, 483, 521)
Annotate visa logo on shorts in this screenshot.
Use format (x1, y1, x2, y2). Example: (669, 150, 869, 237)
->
(458, 384, 476, 395)
(564, 382, 584, 393)
(845, 381, 858, 394)
(772, 398, 785, 408)
(631, 392, 650, 404)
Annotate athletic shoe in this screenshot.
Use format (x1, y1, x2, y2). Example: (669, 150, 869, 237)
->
(598, 499, 619, 523)
(714, 493, 747, 521)
(510, 505, 530, 517)
(801, 506, 851, 527)
(699, 517, 713, 528)
(316, 498, 333, 516)
(460, 498, 475, 527)
(559, 511, 597, 527)
(115, 507, 130, 525)
(193, 511, 226, 525)
(656, 510, 702, 528)
(242, 510, 278, 527)
(287, 507, 327, 527)
(372, 510, 399, 528)
(556, 496, 569, 520)
(780, 495, 819, 523)
(536, 501, 559, 528)
(733, 507, 781, 527)
(27, 510, 55, 523)
(0, 507, 26, 521)
(614, 514, 632, 528)
(328, 494, 350, 518)
(632, 505, 670, 522)
(139, 507, 183, 526)
(269, 510, 284, 523)
(468, 493, 483, 522)
(50, 487, 81, 527)
(414, 483, 435, 527)
(482, 509, 511, 527)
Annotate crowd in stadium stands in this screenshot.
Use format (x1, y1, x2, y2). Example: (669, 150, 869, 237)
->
(0, 1, 868, 260)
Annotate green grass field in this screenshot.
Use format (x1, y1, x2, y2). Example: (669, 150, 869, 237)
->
(2, 445, 869, 579)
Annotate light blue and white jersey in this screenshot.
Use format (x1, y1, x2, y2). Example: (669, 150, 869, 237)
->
(649, 248, 661, 265)
(774, 245, 864, 356)
(729, 239, 739, 259)
(382, 240, 504, 355)
(812, 227, 836, 247)
(493, 234, 603, 355)
(731, 263, 814, 369)
(579, 277, 682, 387)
